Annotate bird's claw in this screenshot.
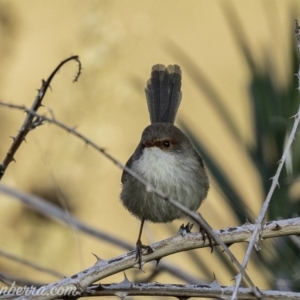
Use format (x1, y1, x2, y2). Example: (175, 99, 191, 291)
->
(178, 222, 194, 236)
(199, 225, 214, 253)
(135, 240, 153, 270)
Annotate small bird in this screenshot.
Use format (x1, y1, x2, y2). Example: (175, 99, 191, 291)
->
(121, 64, 209, 268)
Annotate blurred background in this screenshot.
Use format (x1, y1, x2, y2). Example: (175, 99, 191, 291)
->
(0, 0, 300, 296)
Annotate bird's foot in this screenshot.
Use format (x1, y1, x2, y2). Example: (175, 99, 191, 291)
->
(178, 222, 214, 252)
(178, 222, 194, 236)
(198, 223, 214, 253)
(135, 239, 153, 270)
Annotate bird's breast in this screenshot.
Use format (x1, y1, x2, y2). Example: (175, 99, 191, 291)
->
(132, 147, 187, 185)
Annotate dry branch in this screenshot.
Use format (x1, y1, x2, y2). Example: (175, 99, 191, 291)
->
(0, 55, 81, 180)
(2, 280, 300, 299)
(231, 20, 300, 299)
(48, 281, 300, 300)
(0, 217, 296, 299)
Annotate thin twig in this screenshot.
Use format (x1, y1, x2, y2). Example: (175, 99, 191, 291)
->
(0, 183, 133, 251)
(0, 272, 45, 290)
(0, 55, 81, 180)
(231, 20, 300, 300)
(0, 249, 64, 279)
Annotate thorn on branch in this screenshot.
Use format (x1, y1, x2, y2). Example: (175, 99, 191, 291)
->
(92, 253, 102, 262)
(122, 272, 128, 280)
(270, 223, 282, 231)
(243, 219, 252, 226)
(73, 55, 82, 82)
(42, 79, 52, 92)
(212, 272, 216, 281)
(290, 113, 299, 119)
(155, 257, 162, 267)
(209, 277, 220, 288)
(30, 116, 45, 130)
(67, 125, 78, 134)
(121, 272, 132, 285)
(7, 155, 16, 163)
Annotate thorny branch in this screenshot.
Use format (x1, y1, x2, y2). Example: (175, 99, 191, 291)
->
(39, 281, 300, 300)
(0, 55, 81, 180)
(231, 20, 300, 300)
(2, 278, 300, 299)
(0, 208, 297, 300)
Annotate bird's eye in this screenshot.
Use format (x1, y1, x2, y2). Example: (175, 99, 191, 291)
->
(163, 140, 171, 148)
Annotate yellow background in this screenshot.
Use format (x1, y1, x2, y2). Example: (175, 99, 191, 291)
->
(0, 0, 298, 292)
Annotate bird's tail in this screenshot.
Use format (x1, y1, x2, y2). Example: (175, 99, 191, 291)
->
(145, 64, 182, 124)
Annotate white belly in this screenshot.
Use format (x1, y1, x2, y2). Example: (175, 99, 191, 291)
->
(128, 147, 204, 222)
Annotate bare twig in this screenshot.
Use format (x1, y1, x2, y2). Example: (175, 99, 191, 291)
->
(231, 20, 300, 299)
(0, 55, 81, 180)
(0, 183, 132, 251)
(0, 272, 45, 290)
(0, 249, 64, 279)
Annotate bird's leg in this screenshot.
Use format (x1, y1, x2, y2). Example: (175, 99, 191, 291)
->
(135, 219, 153, 270)
(136, 218, 145, 262)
